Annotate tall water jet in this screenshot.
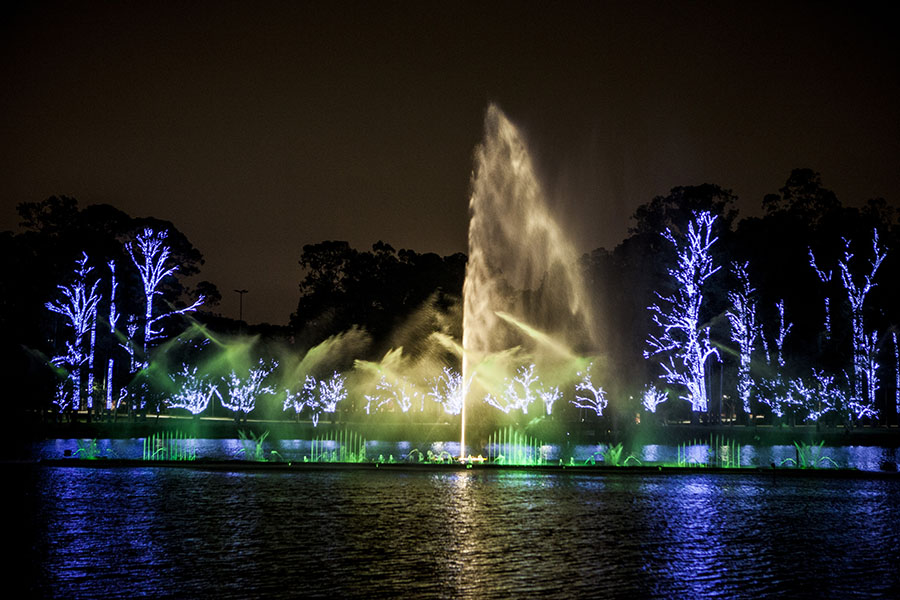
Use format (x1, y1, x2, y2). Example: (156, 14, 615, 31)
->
(461, 105, 595, 456)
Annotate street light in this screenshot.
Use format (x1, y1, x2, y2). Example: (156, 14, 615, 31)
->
(234, 289, 249, 323)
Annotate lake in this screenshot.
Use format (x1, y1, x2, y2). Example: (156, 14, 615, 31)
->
(10, 463, 900, 598)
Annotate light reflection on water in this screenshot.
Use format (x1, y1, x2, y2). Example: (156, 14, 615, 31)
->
(9, 465, 900, 599)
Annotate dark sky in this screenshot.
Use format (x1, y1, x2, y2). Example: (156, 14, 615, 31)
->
(2, 1, 898, 325)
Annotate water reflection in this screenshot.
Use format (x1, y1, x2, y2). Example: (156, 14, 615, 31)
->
(13, 464, 900, 599)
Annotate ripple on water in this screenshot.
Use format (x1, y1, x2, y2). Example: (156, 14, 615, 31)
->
(12, 467, 900, 599)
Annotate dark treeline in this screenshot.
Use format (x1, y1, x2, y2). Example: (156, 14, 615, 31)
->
(4, 167, 899, 424)
(0, 196, 466, 418)
(1, 196, 219, 416)
(289, 240, 466, 355)
(586, 168, 900, 424)
(286, 167, 900, 425)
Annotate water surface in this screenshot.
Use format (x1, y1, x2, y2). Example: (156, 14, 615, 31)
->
(11, 465, 900, 598)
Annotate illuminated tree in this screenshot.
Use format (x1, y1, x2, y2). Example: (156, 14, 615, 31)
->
(539, 386, 561, 416)
(485, 364, 539, 414)
(725, 261, 759, 415)
(428, 367, 465, 415)
(791, 370, 844, 422)
(641, 384, 668, 414)
(311, 372, 348, 425)
(644, 211, 720, 415)
(221, 359, 277, 423)
(126, 228, 204, 410)
(756, 301, 803, 419)
(168, 365, 220, 416)
(128, 228, 204, 351)
(122, 318, 140, 384)
(284, 372, 347, 426)
(838, 229, 886, 419)
(283, 386, 304, 418)
(45, 252, 101, 412)
(365, 374, 421, 414)
(571, 364, 608, 416)
(104, 260, 120, 410)
(808, 247, 834, 338)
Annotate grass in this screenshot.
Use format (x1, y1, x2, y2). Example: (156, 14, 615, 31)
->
(237, 429, 283, 462)
(74, 439, 108, 459)
(778, 441, 840, 469)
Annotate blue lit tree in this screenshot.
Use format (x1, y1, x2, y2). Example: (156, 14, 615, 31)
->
(104, 260, 120, 410)
(791, 369, 845, 422)
(313, 372, 347, 425)
(725, 261, 759, 417)
(808, 247, 834, 339)
(756, 301, 804, 421)
(128, 228, 205, 352)
(221, 359, 278, 423)
(168, 364, 220, 418)
(126, 228, 204, 411)
(640, 384, 667, 414)
(122, 318, 140, 389)
(838, 229, 886, 420)
(284, 372, 347, 426)
(45, 253, 102, 413)
(644, 211, 720, 417)
(282, 385, 305, 420)
(311, 372, 348, 425)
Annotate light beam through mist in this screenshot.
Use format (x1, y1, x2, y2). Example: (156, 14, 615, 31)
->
(461, 104, 596, 456)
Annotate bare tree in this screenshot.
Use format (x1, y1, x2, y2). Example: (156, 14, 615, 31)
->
(644, 211, 721, 416)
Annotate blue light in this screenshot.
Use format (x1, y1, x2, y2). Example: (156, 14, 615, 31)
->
(756, 301, 799, 418)
(126, 228, 204, 409)
(838, 229, 886, 420)
(221, 359, 277, 416)
(105, 260, 119, 410)
(46, 252, 101, 412)
(641, 384, 667, 413)
(893, 332, 899, 418)
(168, 364, 220, 415)
(808, 247, 834, 337)
(644, 211, 721, 413)
(725, 261, 758, 415)
(284, 372, 348, 426)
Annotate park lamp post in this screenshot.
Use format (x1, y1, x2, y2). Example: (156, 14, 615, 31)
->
(235, 288, 248, 330)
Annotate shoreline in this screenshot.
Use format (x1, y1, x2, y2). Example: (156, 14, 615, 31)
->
(17, 458, 900, 480)
(14, 415, 900, 447)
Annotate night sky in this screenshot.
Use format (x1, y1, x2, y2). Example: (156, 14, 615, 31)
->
(2, 1, 897, 325)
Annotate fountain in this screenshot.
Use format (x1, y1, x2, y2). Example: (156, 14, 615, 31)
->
(39, 105, 900, 474)
(37, 105, 607, 465)
(460, 104, 595, 457)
